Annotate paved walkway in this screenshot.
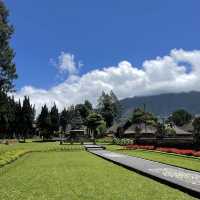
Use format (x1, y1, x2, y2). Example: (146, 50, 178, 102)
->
(88, 149, 200, 198)
(83, 144, 105, 151)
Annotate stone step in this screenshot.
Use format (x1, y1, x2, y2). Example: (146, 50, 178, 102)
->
(83, 144, 105, 151)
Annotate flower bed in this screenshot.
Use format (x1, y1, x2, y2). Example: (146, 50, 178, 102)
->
(125, 145, 200, 157)
(156, 147, 194, 156)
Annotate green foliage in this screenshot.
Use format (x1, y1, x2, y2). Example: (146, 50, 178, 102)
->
(50, 104, 59, 133)
(97, 91, 122, 127)
(155, 122, 165, 138)
(96, 120, 107, 136)
(86, 112, 105, 139)
(75, 100, 93, 122)
(60, 108, 68, 132)
(37, 105, 51, 139)
(0, 94, 35, 139)
(165, 127, 176, 136)
(0, 1, 17, 93)
(132, 107, 157, 125)
(112, 137, 134, 145)
(84, 100, 93, 111)
(0, 149, 29, 167)
(170, 109, 192, 126)
(21, 96, 35, 140)
(86, 112, 103, 129)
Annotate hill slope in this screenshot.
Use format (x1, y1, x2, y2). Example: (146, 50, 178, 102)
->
(120, 91, 200, 117)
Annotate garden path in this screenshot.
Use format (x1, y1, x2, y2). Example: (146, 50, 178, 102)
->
(87, 148, 200, 198)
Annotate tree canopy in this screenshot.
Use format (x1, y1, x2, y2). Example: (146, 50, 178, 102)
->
(132, 107, 157, 126)
(0, 1, 17, 93)
(97, 91, 122, 127)
(170, 109, 192, 126)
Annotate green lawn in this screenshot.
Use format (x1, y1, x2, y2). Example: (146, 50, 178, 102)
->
(0, 141, 83, 167)
(109, 146, 200, 172)
(0, 143, 197, 200)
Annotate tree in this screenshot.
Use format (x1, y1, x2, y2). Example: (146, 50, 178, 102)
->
(132, 108, 157, 125)
(84, 100, 93, 111)
(0, 1, 17, 93)
(7, 96, 16, 138)
(37, 105, 51, 140)
(97, 92, 114, 127)
(110, 90, 122, 121)
(75, 100, 93, 123)
(50, 104, 59, 135)
(60, 108, 68, 133)
(67, 105, 75, 125)
(75, 104, 89, 122)
(0, 1, 18, 139)
(85, 112, 104, 140)
(21, 96, 35, 142)
(192, 117, 200, 144)
(97, 91, 122, 127)
(170, 109, 192, 126)
(155, 122, 165, 138)
(14, 100, 22, 139)
(0, 91, 9, 137)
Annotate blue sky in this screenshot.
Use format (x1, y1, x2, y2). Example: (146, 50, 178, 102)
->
(5, 0, 200, 112)
(6, 0, 200, 89)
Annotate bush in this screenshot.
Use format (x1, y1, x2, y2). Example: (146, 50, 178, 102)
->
(112, 138, 134, 146)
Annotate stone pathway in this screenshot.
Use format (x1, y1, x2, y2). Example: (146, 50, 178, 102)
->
(88, 149, 200, 198)
(83, 144, 105, 151)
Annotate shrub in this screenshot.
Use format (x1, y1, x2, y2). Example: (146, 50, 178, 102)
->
(112, 138, 134, 146)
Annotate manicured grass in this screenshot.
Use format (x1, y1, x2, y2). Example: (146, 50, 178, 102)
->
(113, 148, 200, 172)
(0, 142, 83, 167)
(0, 150, 197, 200)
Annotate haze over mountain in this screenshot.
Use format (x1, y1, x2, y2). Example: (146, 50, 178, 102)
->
(120, 91, 200, 118)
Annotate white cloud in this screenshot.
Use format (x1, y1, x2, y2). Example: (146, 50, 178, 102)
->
(14, 49, 200, 114)
(51, 52, 81, 75)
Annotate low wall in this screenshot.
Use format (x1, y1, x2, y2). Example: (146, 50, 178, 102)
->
(137, 136, 195, 148)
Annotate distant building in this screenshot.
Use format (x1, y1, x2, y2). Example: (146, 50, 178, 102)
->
(124, 123, 156, 138)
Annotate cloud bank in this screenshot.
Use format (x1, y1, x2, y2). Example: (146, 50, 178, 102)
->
(14, 49, 200, 114)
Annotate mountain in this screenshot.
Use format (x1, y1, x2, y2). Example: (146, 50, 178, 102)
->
(120, 91, 200, 118)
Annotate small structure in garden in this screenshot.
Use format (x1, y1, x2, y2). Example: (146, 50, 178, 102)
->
(60, 110, 87, 144)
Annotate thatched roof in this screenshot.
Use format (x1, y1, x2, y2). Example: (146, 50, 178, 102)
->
(173, 125, 192, 135)
(180, 121, 194, 133)
(105, 123, 119, 134)
(105, 120, 131, 134)
(124, 123, 156, 135)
